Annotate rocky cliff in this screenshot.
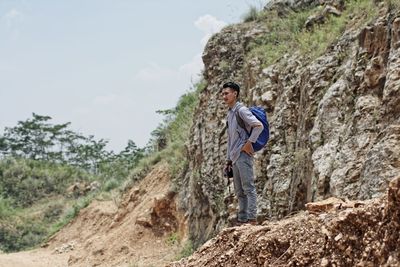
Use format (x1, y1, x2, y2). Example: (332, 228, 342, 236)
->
(169, 176, 400, 266)
(178, 0, 400, 247)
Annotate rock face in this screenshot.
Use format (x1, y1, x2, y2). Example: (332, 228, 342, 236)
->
(178, 0, 400, 247)
(169, 176, 400, 266)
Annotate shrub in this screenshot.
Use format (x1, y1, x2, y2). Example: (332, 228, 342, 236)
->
(0, 217, 47, 252)
(242, 5, 261, 22)
(0, 197, 13, 219)
(43, 203, 64, 222)
(0, 158, 94, 207)
(103, 178, 119, 192)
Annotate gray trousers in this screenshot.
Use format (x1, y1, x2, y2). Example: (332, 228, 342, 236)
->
(232, 152, 257, 222)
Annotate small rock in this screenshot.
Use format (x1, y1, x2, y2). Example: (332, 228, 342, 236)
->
(321, 258, 329, 266)
(54, 241, 76, 254)
(334, 233, 343, 241)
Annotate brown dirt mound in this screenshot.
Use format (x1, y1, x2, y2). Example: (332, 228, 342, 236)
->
(50, 162, 187, 267)
(0, 163, 187, 267)
(168, 176, 400, 267)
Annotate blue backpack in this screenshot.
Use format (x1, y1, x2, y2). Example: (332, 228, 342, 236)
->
(236, 105, 270, 152)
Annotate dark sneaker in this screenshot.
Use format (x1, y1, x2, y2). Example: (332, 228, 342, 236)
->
(234, 220, 248, 226)
(247, 219, 258, 225)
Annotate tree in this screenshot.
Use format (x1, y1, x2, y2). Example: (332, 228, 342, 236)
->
(1, 113, 70, 160)
(0, 113, 145, 176)
(119, 139, 144, 167)
(0, 136, 7, 158)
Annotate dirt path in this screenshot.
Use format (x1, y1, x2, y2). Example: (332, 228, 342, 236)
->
(0, 249, 68, 267)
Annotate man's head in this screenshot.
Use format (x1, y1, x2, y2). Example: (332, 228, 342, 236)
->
(221, 82, 240, 107)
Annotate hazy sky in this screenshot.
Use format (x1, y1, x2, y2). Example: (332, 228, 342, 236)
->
(0, 0, 264, 152)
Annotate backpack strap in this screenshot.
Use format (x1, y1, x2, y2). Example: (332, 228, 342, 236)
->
(235, 104, 250, 135)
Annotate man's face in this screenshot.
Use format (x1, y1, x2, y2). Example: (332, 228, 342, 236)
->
(221, 87, 237, 106)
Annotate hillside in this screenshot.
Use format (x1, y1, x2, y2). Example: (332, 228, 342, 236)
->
(0, 163, 187, 267)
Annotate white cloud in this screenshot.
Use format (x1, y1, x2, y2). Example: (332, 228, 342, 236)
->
(179, 53, 203, 81)
(134, 15, 226, 87)
(2, 8, 23, 28)
(194, 14, 227, 47)
(2, 8, 24, 39)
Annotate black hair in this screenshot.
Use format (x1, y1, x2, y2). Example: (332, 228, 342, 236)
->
(222, 82, 240, 97)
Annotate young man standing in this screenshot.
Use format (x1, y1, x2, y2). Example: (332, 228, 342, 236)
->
(221, 82, 264, 225)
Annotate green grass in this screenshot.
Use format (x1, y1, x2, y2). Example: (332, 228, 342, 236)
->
(43, 194, 95, 247)
(166, 232, 179, 246)
(0, 157, 96, 207)
(0, 190, 97, 252)
(103, 178, 119, 192)
(386, 0, 400, 10)
(175, 240, 194, 260)
(0, 157, 102, 252)
(248, 0, 378, 67)
(0, 197, 14, 219)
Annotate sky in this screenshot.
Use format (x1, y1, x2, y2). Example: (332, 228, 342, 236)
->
(0, 0, 265, 152)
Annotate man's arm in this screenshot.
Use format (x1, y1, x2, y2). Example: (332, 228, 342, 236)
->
(238, 107, 264, 155)
(241, 124, 263, 155)
(226, 120, 231, 162)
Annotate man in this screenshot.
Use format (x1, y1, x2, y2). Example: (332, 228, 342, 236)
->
(221, 81, 264, 225)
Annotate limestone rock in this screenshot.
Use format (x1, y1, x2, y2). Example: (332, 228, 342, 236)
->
(179, 0, 400, 249)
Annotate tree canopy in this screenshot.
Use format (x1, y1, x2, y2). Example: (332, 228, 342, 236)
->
(0, 113, 144, 173)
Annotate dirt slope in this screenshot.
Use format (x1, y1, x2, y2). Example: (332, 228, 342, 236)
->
(0, 162, 186, 267)
(169, 176, 400, 267)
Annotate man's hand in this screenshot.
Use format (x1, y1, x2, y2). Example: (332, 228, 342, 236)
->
(241, 141, 254, 156)
(224, 160, 233, 178)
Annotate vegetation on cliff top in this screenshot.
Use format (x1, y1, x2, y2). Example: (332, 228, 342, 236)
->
(247, 0, 378, 66)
